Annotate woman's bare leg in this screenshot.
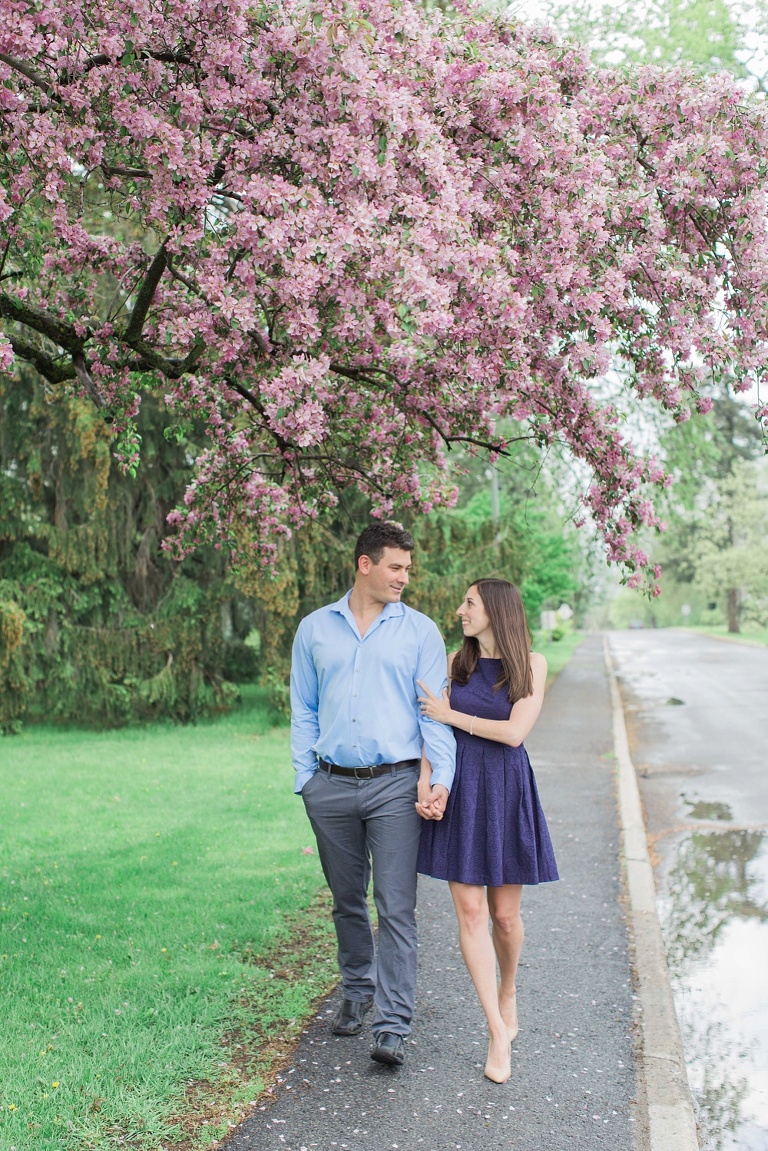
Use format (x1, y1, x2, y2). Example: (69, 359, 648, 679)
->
(449, 881, 511, 1083)
(487, 884, 524, 1041)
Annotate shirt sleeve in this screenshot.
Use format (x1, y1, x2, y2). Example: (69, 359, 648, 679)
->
(290, 620, 320, 794)
(416, 621, 457, 792)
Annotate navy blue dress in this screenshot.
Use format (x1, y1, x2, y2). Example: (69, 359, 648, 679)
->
(418, 658, 559, 887)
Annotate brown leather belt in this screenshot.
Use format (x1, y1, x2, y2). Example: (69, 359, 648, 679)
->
(318, 758, 419, 779)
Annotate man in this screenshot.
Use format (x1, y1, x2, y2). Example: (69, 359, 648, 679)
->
(290, 522, 456, 1068)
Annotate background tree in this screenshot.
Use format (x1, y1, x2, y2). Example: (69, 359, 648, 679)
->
(651, 385, 765, 631)
(0, 364, 242, 731)
(1, 0, 767, 599)
(526, 0, 768, 90)
(685, 457, 768, 629)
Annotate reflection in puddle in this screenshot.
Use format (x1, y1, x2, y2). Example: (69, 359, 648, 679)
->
(683, 798, 734, 823)
(660, 829, 768, 1151)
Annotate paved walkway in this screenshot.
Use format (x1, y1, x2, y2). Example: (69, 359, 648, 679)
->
(224, 635, 645, 1151)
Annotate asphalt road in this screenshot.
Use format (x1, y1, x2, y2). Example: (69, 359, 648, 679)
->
(223, 635, 640, 1151)
(608, 629, 768, 1151)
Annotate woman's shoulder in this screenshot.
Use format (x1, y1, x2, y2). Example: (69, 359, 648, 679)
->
(447, 650, 459, 675)
(530, 650, 548, 675)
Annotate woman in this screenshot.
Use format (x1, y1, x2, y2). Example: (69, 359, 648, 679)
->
(416, 578, 559, 1084)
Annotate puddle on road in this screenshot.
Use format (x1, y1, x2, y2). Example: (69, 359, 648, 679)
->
(659, 820, 768, 1151)
(684, 797, 734, 823)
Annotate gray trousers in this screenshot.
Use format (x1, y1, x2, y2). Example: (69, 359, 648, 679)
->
(301, 765, 422, 1037)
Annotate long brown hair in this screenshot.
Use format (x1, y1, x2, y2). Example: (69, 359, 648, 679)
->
(451, 578, 533, 703)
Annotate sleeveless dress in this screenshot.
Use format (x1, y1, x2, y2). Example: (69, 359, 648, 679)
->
(418, 658, 559, 887)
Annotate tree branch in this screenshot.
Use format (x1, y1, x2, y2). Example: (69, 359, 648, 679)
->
(124, 243, 168, 342)
(207, 141, 234, 187)
(0, 292, 87, 352)
(225, 377, 294, 455)
(0, 52, 56, 98)
(6, 334, 76, 384)
(72, 352, 109, 413)
(60, 48, 194, 86)
(329, 361, 514, 454)
(330, 361, 399, 384)
(122, 337, 204, 377)
(101, 161, 152, 181)
(285, 452, 392, 496)
(248, 328, 270, 358)
(164, 256, 202, 297)
(120, 334, 202, 379)
(0, 238, 11, 280)
(176, 338, 206, 374)
(6, 334, 109, 417)
(420, 408, 511, 455)
(1, 278, 205, 391)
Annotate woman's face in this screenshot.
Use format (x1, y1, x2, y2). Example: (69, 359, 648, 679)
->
(456, 585, 492, 640)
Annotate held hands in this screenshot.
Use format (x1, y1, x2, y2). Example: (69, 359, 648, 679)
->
(415, 783, 449, 821)
(417, 680, 452, 725)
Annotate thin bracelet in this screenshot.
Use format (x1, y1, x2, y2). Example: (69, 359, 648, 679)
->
(470, 716, 477, 736)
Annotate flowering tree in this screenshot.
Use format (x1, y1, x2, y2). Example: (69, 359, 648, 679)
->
(1, 0, 767, 587)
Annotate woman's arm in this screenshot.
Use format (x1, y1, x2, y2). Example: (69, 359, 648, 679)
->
(417, 652, 547, 748)
(415, 749, 448, 820)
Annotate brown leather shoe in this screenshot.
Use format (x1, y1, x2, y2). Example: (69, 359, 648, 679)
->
(331, 997, 374, 1036)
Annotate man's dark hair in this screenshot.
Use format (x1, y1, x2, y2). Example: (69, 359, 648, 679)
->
(354, 522, 414, 568)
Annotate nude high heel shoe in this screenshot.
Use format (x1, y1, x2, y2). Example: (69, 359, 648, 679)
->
(484, 1035, 512, 1084)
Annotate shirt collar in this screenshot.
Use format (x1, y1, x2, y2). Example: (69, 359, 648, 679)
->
(331, 591, 406, 629)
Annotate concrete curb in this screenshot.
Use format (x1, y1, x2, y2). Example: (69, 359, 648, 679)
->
(603, 636, 700, 1151)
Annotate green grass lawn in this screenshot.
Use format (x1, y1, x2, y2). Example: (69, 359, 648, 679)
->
(0, 689, 336, 1151)
(533, 628, 585, 681)
(681, 622, 768, 645)
(0, 635, 584, 1150)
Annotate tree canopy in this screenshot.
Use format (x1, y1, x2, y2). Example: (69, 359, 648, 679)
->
(1, 0, 767, 590)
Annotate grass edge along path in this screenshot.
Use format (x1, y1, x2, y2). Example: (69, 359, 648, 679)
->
(167, 888, 337, 1151)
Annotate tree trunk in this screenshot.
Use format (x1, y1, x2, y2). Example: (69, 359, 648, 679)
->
(727, 587, 740, 633)
(220, 598, 234, 641)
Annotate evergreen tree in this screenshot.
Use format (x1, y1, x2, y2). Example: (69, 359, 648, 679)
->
(0, 366, 239, 731)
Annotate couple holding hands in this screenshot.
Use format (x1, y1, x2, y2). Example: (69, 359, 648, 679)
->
(290, 522, 558, 1085)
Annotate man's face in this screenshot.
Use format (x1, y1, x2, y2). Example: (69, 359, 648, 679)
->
(359, 547, 412, 604)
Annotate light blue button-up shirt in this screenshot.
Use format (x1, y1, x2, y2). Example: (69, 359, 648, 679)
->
(290, 592, 456, 794)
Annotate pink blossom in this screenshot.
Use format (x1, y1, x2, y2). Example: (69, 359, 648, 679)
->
(0, 0, 766, 594)
(0, 336, 14, 372)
